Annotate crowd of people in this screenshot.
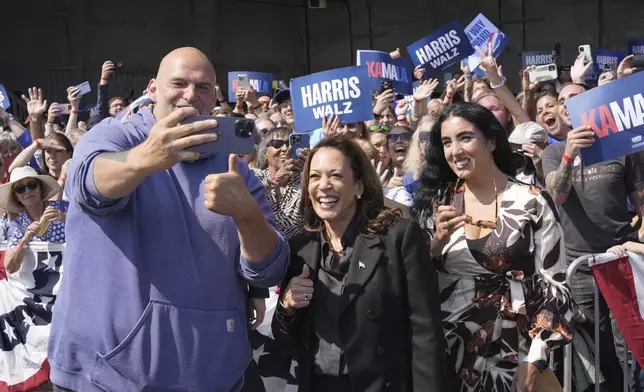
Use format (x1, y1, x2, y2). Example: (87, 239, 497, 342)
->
(0, 33, 642, 392)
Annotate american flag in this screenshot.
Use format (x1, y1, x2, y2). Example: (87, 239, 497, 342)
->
(0, 242, 64, 392)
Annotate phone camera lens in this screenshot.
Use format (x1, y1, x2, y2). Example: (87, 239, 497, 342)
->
(579, 47, 584, 52)
(548, 65, 555, 71)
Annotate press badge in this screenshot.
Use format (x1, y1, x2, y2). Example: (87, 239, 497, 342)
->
(226, 319, 235, 332)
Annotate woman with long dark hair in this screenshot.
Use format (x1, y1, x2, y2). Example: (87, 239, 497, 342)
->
(411, 102, 575, 392)
(272, 138, 450, 392)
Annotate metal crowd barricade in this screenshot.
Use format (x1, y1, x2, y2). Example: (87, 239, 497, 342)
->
(564, 253, 631, 392)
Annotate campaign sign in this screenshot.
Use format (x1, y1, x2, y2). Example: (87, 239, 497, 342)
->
(567, 70, 644, 165)
(585, 50, 624, 84)
(464, 14, 510, 76)
(522, 51, 555, 69)
(290, 66, 373, 133)
(228, 71, 274, 102)
(407, 20, 472, 76)
(629, 41, 644, 56)
(0, 85, 10, 110)
(356, 50, 413, 95)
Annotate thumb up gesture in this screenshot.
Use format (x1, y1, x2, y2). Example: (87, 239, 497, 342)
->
(282, 265, 314, 310)
(204, 154, 257, 220)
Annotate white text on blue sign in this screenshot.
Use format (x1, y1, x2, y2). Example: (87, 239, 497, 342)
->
(300, 77, 361, 119)
(414, 30, 462, 68)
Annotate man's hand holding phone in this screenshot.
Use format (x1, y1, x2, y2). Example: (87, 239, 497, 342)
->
(617, 55, 643, 79)
(130, 107, 219, 175)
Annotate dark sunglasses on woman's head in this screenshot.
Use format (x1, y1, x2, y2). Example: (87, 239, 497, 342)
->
(13, 180, 39, 194)
(419, 131, 431, 143)
(388, 133, 412, 143)
(368, 124, 391, 133)
(267, 139, 289, 149)
(278, 101, 292, 110)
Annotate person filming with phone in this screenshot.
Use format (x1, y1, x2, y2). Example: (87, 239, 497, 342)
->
(47, 47, 289, 392)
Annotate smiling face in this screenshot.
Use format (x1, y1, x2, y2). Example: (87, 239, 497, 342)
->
(307, 147, 363, 225)
(13, 178, 43, 209)
(147, 47, 217, 121)
(536, 94, 567, 139)
(440, 116, 495, 179)
(387, 127, 412, 168)
(265, 130, 290, 171)
(279, 100, 294, 124)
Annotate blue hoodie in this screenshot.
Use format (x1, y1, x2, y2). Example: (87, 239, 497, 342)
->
(48, 107, 289, 392)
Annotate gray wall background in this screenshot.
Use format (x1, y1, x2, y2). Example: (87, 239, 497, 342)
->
(2, 0, 643, 113)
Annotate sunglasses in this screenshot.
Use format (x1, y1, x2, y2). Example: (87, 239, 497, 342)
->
(13, 180, 39, 194)
(388, 133, 412, 143)
(278, 101, 292, 110)
(419, 131, 431, 143)
(267, 139, 289, 149)
(455, 178, 499, 230)
(368, 124, 391, 133)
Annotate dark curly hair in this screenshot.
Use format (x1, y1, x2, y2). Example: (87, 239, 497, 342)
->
(301, 138, 401, 237)
(411, 102, 516, 228)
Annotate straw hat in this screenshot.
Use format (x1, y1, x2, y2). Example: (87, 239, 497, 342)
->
(0, 166, 61, 213)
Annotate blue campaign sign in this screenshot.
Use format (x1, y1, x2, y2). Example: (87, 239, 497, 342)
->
(356, 50, 413, 95)
(406, 20, 472, 76)
(629, 41, 644, 55)
(586, 50, 624, 84)
(0, 85, 10, 110)
(521, 51, 555, 69)
(567, 71, 644, 165)
(228, 71, 274, 102)
(290, 66, 373, 133)
(464, 14, 510, 75)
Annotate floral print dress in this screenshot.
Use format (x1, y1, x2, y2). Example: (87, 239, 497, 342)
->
(429, 178, 575, 392)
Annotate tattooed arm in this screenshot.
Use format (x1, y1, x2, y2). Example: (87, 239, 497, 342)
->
(544, 126, 596, 205)
(545, 159, 575, 205)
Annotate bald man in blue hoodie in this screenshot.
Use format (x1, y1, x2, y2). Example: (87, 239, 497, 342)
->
(48, 47, 290, 392)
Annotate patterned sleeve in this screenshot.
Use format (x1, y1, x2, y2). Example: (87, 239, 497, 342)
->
(7, 219, 25, 249)
(524, 188, 575, 370)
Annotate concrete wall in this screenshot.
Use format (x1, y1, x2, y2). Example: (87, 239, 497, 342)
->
(1, 0, 643, 110)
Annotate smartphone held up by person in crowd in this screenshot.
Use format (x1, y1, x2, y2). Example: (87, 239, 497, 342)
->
(289, 133, 311, 159)
(529, 64, 558, 83)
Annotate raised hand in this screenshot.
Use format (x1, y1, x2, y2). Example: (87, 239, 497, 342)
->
(413, 78, 439, 101)
(395, 99, 409, 117)
(204, 154, 257, 220)
(67, 86, 81, 110)
(101, 61, 116, 83)
(475, 41, 503, 83)
(522, 66, 539, 92)
(571, 54, 594, 84)
(617, 55, 641, 79)
(22, 87, 48, 118)
(322, 114, 341, 139)
(373, 89, 394, 115)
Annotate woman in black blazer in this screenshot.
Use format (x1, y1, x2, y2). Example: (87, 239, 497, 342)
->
(272, 138, 452, 392)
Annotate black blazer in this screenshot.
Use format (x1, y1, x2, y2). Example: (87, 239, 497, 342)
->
(271, 218, 453, 392)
